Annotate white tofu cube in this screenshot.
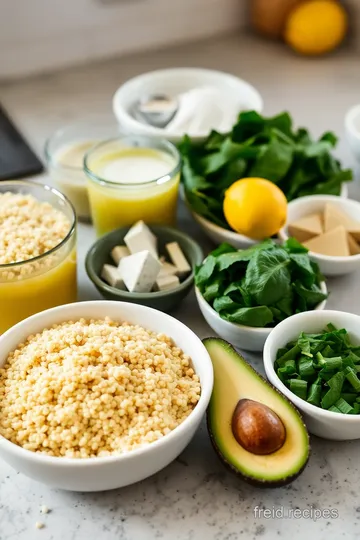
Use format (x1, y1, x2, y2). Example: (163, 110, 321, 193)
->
(158, 261, 178, 278)
(119, 250, 161, 293)
(154, 275, 180, 291)
(124, 221, 158, 259)
(166, 242, 191, 278)
(101, 264, 125, 289)
(111, 245, 130, 265)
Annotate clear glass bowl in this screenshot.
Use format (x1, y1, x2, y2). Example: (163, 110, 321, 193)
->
(0, 181, 77, 333)
(84, 135, 181, 236)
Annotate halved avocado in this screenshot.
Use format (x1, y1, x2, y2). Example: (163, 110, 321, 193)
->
(204, 338, 310, 487)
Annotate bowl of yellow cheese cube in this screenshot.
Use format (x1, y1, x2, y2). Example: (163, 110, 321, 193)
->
(85, 221, 203, 311)
(278, 195, 360, 276)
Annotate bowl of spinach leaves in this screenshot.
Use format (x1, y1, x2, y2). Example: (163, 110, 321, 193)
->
(195, 238, 327, 352)
(180, 110, 351, 248)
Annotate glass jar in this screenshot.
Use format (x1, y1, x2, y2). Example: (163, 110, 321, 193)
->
(0, 181, 77, 334)
(45, 122, 119, 221)
(84, 136, 181, 236)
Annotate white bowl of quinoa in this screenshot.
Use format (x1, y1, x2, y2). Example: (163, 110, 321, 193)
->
(0, 301, 213, 491)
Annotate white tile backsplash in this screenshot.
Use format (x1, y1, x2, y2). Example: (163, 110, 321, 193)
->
(0, 0, 246, 79)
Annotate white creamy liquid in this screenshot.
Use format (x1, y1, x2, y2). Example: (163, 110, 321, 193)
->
(57, 141, 97, 169)
(99, 150, 173, 184)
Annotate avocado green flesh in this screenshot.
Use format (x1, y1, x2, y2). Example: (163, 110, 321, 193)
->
(205, 338, 309, 483)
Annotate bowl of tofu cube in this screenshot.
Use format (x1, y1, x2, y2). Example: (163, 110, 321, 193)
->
(85, 221, 204, 311)
(278, 195, 360, 276)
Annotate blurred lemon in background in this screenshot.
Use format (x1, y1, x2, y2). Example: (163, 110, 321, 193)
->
(223, 178, 287, 240)
(284, 0, 348, 55)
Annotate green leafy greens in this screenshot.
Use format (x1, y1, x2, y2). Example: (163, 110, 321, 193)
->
(195, 239, 327, 328)
(275, 324, 360, 414)
(180, 111, 352, 228)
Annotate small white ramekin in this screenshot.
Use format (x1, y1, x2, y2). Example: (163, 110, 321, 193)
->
(278, 194, 360, 276)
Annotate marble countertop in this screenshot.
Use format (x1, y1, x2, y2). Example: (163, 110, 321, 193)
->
(1, 34, 360, 540)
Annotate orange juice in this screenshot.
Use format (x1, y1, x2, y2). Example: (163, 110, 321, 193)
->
(85, 138, 181, 236)
(0, 181, 77, 334)
(0, 250, 77, 334)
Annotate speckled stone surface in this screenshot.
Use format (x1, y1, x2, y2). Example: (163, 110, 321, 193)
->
(1, 34, 360, 540)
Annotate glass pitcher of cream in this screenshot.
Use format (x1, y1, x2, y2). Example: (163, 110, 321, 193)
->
(84, 136, 181, 236)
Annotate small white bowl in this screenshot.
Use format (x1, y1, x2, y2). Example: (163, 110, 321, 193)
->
(278, 194, 360, 276)
(192, 211, 257, 250)
(0, 301, 213, 492)
(195, 283, 327, 352)
(113, 68, 263, 144)
(189, 183, 347, 250)
(345, 104, 360, 162)
(264, 310, 360, 440)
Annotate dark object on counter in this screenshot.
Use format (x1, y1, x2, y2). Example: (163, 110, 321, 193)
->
(0, 104, 43, 180)
(85, 225, 203, 312)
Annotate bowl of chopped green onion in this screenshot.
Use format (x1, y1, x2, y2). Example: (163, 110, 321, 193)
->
(264, 310, 360, 440)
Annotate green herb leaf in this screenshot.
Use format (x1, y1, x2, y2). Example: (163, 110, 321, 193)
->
(244, 248, 291, 305)
(222, 306, 274, 327)
(216, 239, 275, 272)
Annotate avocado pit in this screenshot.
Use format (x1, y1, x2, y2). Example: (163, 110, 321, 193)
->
(232, 398, 286, 455)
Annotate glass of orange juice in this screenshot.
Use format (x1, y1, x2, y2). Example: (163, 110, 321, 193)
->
(84, 136, 181, 236)
(0, 181, 77, 334)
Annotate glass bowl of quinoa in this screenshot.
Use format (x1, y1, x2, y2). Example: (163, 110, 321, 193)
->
(0, 180, 77, 333)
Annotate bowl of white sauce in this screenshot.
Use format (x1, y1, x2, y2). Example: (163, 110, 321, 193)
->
(45, 122, 120, 220)
(113, 68, 263, 144)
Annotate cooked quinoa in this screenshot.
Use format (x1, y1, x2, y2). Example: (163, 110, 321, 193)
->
(0, 192, 70, 265)
(0, 318, 201, 458)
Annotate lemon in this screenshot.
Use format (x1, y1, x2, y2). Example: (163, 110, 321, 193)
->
(223, 178, 287, 240)
(284, 0, 347, 56)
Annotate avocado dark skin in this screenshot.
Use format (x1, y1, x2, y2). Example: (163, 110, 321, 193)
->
(204, 338, 310, 488)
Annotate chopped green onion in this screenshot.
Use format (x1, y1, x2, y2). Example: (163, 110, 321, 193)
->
(321, 372, 345, 409)
(322, 357, 343, 372)
(345, 366, 360, 392)
(334, 398, 354, 415)
(298, 356, 316, 379)
(340, 393, 357, 405)
(326, 323, 338, 332)
(353, 403, 360, 414)
(276, 345, 301, 367)
(318, 370, 333, 382)
(329, 405, 341, 413)
(322, 345, 336, 358)
(289, 379, 307, 400)
(275, 325, 360, 414)
(307, 379, 321, 406)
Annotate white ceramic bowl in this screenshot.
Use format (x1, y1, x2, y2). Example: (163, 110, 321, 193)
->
(278, 194, 360, 276)
(0, 301, 213, 492)
(345, 104, 360, 162)
(195, 283, 327, 352)
(264, 310, 360, 440)
(192, 211, 257, 250)
(113, 68, 263, 144)
(189, 183, 347, 250)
